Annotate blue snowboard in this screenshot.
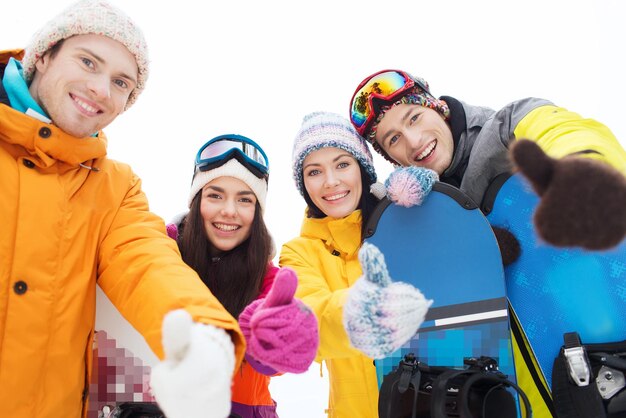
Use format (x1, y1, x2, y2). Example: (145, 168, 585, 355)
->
(485, 173, 626, 389)
(364, 183, 517, 394)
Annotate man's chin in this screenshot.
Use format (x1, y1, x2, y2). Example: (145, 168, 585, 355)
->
(62, 128, 97, 138)
(50, 112, 111, 138)
(55, 121, 102, 138)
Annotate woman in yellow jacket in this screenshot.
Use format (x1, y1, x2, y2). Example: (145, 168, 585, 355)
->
(280, 112, 431, 417)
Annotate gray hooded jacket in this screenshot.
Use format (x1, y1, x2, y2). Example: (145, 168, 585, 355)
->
(440, 96, 552, 205)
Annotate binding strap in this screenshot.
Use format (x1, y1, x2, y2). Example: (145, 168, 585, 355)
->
(431, 368, 470, 418)
(552, 332, 606, 418)
(459, 369, 532, 418)
(378, 354, 422, 418)
(431, 367, 532, 418)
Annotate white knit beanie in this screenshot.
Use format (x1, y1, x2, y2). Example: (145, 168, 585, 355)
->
(188, 159, 268, 213)
(22, 0, 149, 109)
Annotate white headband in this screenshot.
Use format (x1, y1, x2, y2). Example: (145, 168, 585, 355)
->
(188, 159, 267, 213)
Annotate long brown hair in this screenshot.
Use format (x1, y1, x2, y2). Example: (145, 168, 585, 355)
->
(177, 192, 273, 318)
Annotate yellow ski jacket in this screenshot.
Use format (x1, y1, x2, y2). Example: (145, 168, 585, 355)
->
(280, 210, 379, 418)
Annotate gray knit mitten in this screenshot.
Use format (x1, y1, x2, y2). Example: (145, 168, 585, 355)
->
(343, 243, 432, 359)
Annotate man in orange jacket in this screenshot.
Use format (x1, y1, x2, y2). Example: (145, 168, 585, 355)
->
(0, 1, 244, 417)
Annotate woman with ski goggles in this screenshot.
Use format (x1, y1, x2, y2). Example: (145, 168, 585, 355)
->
(165, 134, 318, 418)
(348, 69, 626, 418)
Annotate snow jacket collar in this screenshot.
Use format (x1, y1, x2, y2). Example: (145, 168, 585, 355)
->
(299, 210, 363, 258)
(0, 49, 107, 169)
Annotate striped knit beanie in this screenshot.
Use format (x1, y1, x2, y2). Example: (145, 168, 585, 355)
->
(292, 111, 377, 196)
(22, 0, 149, 110)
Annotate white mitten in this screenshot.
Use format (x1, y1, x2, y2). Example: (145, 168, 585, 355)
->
(150, 309, 235, 418)
(343, 243, 433, 359)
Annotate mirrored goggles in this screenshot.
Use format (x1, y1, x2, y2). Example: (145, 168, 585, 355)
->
(194, 134, 269, 179)
(349, 69, 429, 136)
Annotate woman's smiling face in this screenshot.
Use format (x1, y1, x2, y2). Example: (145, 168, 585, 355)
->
(302, 147, 362, 219)
(200, 176, 257, 253)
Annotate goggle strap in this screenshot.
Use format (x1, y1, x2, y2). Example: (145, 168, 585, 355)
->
(195, 152, 269, 180)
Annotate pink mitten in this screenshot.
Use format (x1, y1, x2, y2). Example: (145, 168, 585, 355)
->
(166, 223, 178, 240)
(238, 268, 319, 373)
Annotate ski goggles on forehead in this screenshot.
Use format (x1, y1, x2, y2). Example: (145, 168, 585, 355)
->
(194, 134, 270, 179)
(349, 69, 430, 136)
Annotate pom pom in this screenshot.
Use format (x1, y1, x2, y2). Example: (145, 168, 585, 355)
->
(385, 166, 438, 207)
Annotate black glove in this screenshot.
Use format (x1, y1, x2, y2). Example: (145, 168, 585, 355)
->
(510, 139, 626, 250)
(491, 226, 521, 266)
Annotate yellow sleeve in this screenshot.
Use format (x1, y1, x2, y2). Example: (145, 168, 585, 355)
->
(514, 105, 626, 174)
(280, 241, 364, 361)
(97, 173, 245, 368)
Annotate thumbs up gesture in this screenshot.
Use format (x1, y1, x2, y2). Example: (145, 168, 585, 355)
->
(238, 268, 319, 374)
(150, 309, 235, 418)
(343, 243, 433, 359)
(511, 139, 626, 250)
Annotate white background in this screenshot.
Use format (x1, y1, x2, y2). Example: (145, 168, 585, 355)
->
(4, 1, 626, 416)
